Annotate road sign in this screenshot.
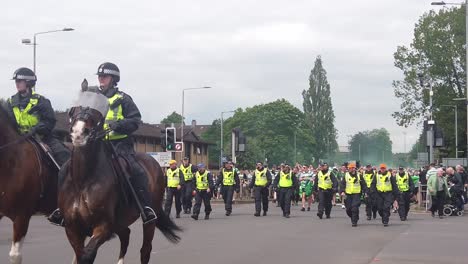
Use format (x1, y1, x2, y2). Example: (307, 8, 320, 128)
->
(147, 152, 172, 167)
(174, 142, 183, 152)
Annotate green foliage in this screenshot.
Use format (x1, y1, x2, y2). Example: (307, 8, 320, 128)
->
(303, 56, 338, 162)
(161, 111, 183, 125)
(201, 99, 315, 168)
(393, 6, 466, 157)
(349, 128, 393, 166)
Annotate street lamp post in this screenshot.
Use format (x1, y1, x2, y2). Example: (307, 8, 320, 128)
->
(181, 86, 211, 151)
(220, 110, 235, 168)
(441, 104, 459, 158)
(22, 28, 74, 76)
(431, 0, 468, 163)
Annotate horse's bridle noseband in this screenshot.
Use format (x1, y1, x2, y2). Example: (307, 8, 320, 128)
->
(69, 107, 107, 142)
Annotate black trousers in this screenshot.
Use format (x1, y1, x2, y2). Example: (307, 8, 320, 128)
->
(193, 190, 212, 215)
(222, 186, 235, 212)
(254, 186, 269, 213)
(111, 138, 151, 207)
(398, 191, 412, 219)
(317, 189, 334, 217)
(376, 191, 394, 224)
(181, 181, 194, 211)
(344, 193, 361, 224)
(164, 187, 182, 216)
(278, 187, 293, 215)
(430, 191, 446, 216)
(365, 193, 378, 218)
(43, 136, 71, 167)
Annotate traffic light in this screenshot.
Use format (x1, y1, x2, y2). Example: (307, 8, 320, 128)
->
(166, 127, 176, 151)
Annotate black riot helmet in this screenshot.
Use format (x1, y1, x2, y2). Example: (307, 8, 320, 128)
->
(96, 62, 120, 84)
(12, 67, 37, 88)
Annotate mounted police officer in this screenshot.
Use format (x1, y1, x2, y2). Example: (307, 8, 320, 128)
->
(249, 161, 272, 217)
(49, 62, 156, 225)
(6, 67, 70, 168)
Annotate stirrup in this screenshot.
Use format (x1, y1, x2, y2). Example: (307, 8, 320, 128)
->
(142, 206, 157, 225)
(48, 209, 65, 227)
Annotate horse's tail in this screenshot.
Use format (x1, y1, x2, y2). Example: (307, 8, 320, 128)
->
(155, 206, 182, 243)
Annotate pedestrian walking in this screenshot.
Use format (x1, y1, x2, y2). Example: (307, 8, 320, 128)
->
(164, 160, 185, 218)
(371, 164, 398, 226)
(313, 163, 338, 219)
(273, 164, 297, 218)
(191, 163, 214, 220)
(428, 168, 451, 218)
(340, 163, 366, 226)
(249, 162, 272, 217)
(217, 161, 240, 216)
(396, 167, 415, 221)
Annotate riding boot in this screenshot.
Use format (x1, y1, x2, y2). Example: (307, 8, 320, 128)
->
(130, 165, 156, 225)
(48, 209, 65, 227)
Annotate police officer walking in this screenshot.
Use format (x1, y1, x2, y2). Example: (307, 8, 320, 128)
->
(7, 67, 70, 168)
(180, 157, 197, 214)
(191, 163, 214, 220)
(273, 164, 297, 218)
(249, 162, 272, 217)
(363, 164, 378, 220)
(313, 163, 338, 219)
(340, 163, 366, 226)
(371, 164, 398, 226)
(217, 161, 240, 216)
(396, 166, 414, 221)
(165, 160, 185, 218)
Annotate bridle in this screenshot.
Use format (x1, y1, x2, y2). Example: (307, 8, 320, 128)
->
(69, 106, 108, 142)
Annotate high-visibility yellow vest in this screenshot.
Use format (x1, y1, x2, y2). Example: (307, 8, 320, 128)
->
(10, 92, 40, 134)
(255, 168, 268, 187)
(279, 171, 293, 187)
(317, 171, 333, 190)
(104, 92, 127, 140)
(180, 164, 194, 181)
(364, 173, 374, 188)
(166, 168, 180, 188)
(222, 169, 235, 186)
(376, 172, 392, 192)
(345, 173, 361, 194)
(396, 173, 409, 192)
(196, 171, 209, 190)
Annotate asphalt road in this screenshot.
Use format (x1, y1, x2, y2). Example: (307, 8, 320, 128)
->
(0, 202, 466, 264)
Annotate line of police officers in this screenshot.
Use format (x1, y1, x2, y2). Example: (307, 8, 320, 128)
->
(163, 160, 415, 226)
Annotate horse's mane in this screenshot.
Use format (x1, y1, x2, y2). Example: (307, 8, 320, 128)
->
(0, 102, 19, 135)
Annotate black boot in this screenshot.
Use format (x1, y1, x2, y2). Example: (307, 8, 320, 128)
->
(263, 211, 267, 216)
(191, 214, 198, 220)
(48, 209, 65, 227)
(254, 212, 260, 217)
(204, 213, 210, 220)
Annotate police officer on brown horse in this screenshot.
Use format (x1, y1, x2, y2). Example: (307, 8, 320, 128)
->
(49, 62, 156, 225)
(6, 67, 70, 167)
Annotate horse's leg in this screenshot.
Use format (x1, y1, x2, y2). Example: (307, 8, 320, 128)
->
(116, 227, 130, 264)
(81, 225, 113, 264)
(140, 223, 156, 264)
(9, 214, 32, 264)
(64, 225, 86, 264)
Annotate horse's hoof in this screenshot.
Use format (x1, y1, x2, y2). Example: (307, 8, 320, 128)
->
(9, 254, 22, 264)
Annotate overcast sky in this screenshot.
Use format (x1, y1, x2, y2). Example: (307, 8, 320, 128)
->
(1, 0, 440, 153)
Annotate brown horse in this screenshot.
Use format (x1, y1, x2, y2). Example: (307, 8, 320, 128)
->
(61, 92, 180, 264)
(0, 104, 57, 264)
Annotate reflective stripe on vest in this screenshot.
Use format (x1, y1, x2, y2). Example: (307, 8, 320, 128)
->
(167, 168, 180, 188)
(223, 169, 235, 186)
(255, 168, 268, 187)
(376, 172, 392, 192)
(364, 173, 374, 188)
(318, 171, 332, 190)
(196, 171, 209, 190)
(10, 92, 40, 134)
(345, 173, 361, 194)
(396, 173, 409, 192)
(104, 93, 127, 140)
(180, 164, 194, 181)
(279, 171, 293, 188)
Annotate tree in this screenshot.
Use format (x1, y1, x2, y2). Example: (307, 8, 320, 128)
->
(393, 7, 466, 156)
(349, 128, 393, 166)
(302, 56, 338, 162)
(160, 111, 183, 125)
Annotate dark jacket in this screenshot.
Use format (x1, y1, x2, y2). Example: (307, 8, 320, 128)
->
(447, 173, 463, 193)
(273, 171, 297, 189)
(249, 168, 272, 188)
(180, 164, 198, 182)
(102, 87, 141, 136)
(164, 167, 185, 187)
(371, 171, 399, 199)
(313, 169, 338, 192)
(191, 171, 215, 191)
(216, 168, 240, 191)
(396, 172, 415, 193)
(7, 91, 56, 137)
(339, 172, 367, 194)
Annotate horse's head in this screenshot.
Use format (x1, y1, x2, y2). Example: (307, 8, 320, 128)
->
(69, 79, 109, 147)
